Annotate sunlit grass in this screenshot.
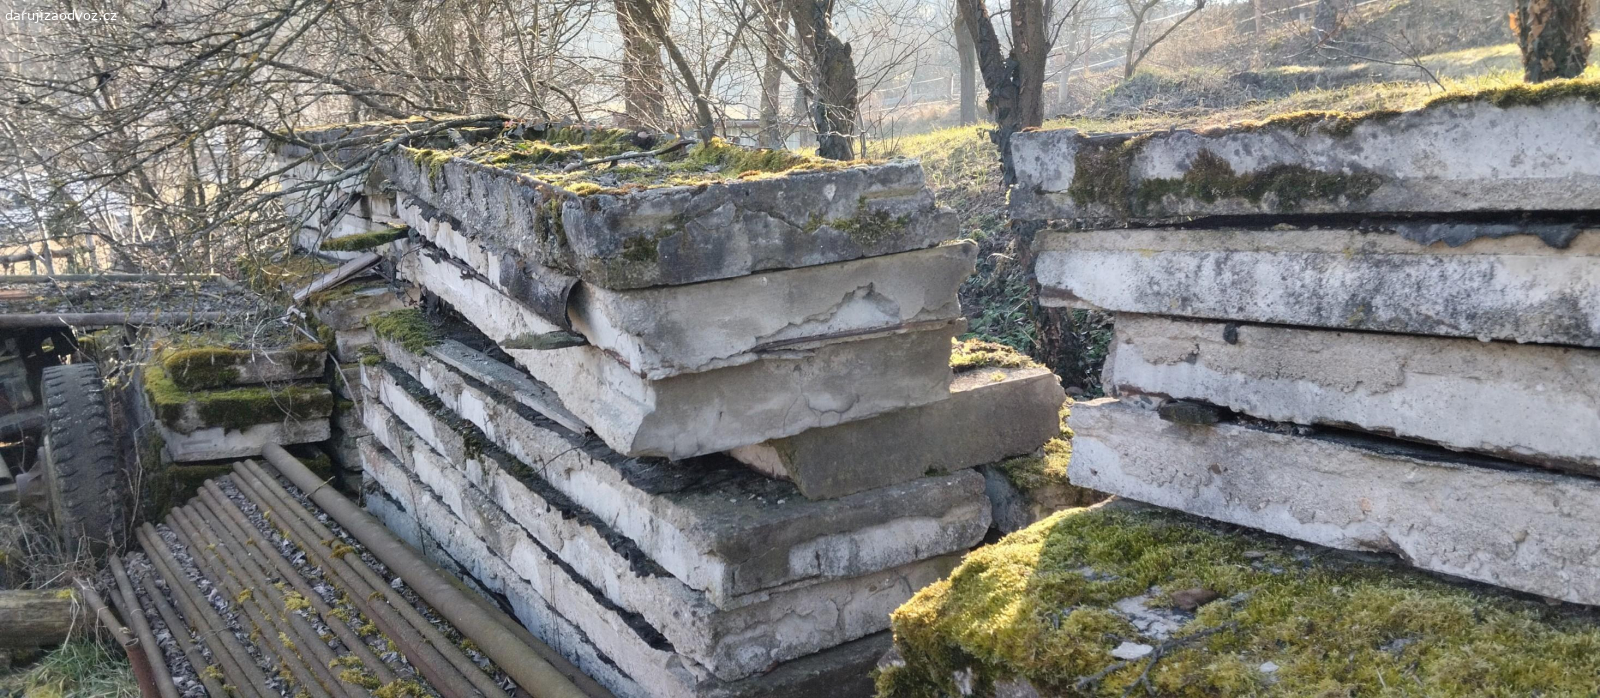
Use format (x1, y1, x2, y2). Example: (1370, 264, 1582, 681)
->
(0, 641, 139, 698)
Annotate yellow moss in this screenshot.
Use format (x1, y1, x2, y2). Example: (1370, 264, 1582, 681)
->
(201, 665, 225, 680)
(320, 227, 409, 252)
(356, 621, 379, 637)
(283, 591, 311, 613)
(337, 669, 381, 690)
(328, 607, 352, 623)
(328, 656, 364, 669)
(373, 679, 428, 698)
(950, 338, 1038, 373)
(235, 589, 253, 604)
(329, 542, 357, 559)
(881, 504, 1600, 697)
(277, 632, 295, 652)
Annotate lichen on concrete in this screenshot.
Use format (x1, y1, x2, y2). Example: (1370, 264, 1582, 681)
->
(880, 502, 1600, 697)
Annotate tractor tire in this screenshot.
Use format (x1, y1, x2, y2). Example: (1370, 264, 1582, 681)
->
(41, 363, 124, 556)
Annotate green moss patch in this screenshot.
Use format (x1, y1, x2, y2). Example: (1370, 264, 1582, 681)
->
(143, 365, 334, 433)
(951, 338, 1039, 374)
(158, 343, 327, 391)
(365, 309, 440, 354)
(321, 227, 409, 252)
(880, 504, 1600, 697)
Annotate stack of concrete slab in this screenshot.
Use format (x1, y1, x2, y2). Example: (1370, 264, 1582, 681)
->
(278, 121, 1071, 697)
(138, 336, 333, 462)
(1011, 87, 1600, 605)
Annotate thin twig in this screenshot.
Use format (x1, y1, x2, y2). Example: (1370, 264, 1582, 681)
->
(562, 138, 694, 171)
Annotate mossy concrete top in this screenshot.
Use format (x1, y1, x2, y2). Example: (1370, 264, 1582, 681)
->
(1010, 78, 1600, 226)
(0, 277, 276, 320)
(880, 499, 1600, 698)
(378, 126, 957, 289)
(142, 364, 334, 434)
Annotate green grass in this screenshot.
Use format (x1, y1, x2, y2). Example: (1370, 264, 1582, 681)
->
(0, 641, 139, 698)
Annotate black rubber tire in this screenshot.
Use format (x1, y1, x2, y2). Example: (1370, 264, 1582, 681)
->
(41, 362, 124, 556)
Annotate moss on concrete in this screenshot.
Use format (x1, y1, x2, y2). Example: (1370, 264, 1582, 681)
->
(321, 227, 409, 252)
(994, 406, 1075, 494)
(365, 309, 440, 354)
(158, 343, 327, 391)
(880, 503, 1600, 698)
(1136, 149, 1384, 214)
(143, 365, 335, 433)
(951, 338, 1039, 373)
(1424, 76, 1600, 109)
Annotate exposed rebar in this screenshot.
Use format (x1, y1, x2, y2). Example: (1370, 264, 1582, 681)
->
(257, 446, 592, 698)
(109, 556, 182, 698)
(229, 467, 492, 698)
(167, 508, 337, 698)
(138, 524, 275, 698)
(198, 483, 400, 686)
(130, 558, 230, 698)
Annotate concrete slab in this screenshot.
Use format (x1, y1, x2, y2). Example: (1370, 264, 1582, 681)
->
(395, 244, 962, 458)
(363, 398, 958, 680)
(1067, 398, 1600, 605)
(306, 280, 407, 332)
(1105, 314, 1600, 473)
(1010, 95, 1600, 223)
(361, 438, 888, 698)
(729, 366, 1065, 500)
(1034, 228, 1600, 347)
(366, 342, 990, 606)
(384, 152, 957, 289)
(158, 420, 331, 462)
(398, 193, 975, 379)
(159, 345, 327, 390)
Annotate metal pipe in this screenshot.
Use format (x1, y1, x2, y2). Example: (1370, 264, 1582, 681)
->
(228, 469, 491, 698)
(0, 312, 232, 328)
(138, 524, 275, 698)
(232, 464, 511, 697)
(198, 484, 400, 686)
(178, 500, 367, 698)
(167, 509, 335, 698)
(76, 579, 161, 698)
(109, 557, 182, 698)
(130, 559, 230, 698)
(260, 444, 593, 698)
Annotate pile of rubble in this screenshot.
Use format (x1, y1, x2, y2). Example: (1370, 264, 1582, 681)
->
(276, 121, 1069, 697)
(1011, 83, 1600, 605)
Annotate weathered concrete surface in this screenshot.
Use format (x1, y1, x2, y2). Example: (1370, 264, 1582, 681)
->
(158, 420, 330, 462)
(1035, 228, 1600, 347)
(364, 397, 958, 680)
(1106, 314, 1600, 472)
(362, 438, 889, 698)
(278, 158, 401, 256)
(368, 339, 990, 606)
(979, 464, 1104, 535)
(396, 244, 961, 458)
(385, 153, 957, 289)
(730, 366, 1064, 500)
(163, 346, 327, 388)
(1011, 97, 1600, 223)
(307, 280, 407, 331)
(1068, 398, 1600, 605)
(399, 193, 975, 378)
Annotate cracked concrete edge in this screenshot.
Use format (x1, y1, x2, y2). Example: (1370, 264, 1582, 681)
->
(1034, 228, 1600, 347)
(362, 391, 958, 680)
(367, 337, 991, 606)
(1105, 313, 1600, 472)
(1067, 398, 1600, 605)
(1010, 97, 1600, 223)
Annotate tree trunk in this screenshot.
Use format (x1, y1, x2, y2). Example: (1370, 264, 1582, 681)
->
(616, 0, 668, 127)
(758, 14, 788, 148)
(955, 11, 978, 125)
(956, 0, 1048, 183)
(1512, 0, 1593, 82)
(793, 0, 860, 160)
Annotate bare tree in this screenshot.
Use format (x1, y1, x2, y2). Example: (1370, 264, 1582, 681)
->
(954, 11, 979, 125)
(791, 0, 861, 158)
(617, 0, 671, 126)
(955, 0, 1059, 182)
(1511, 0, 1593, 82)
(1122, 0, 1207, 79)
